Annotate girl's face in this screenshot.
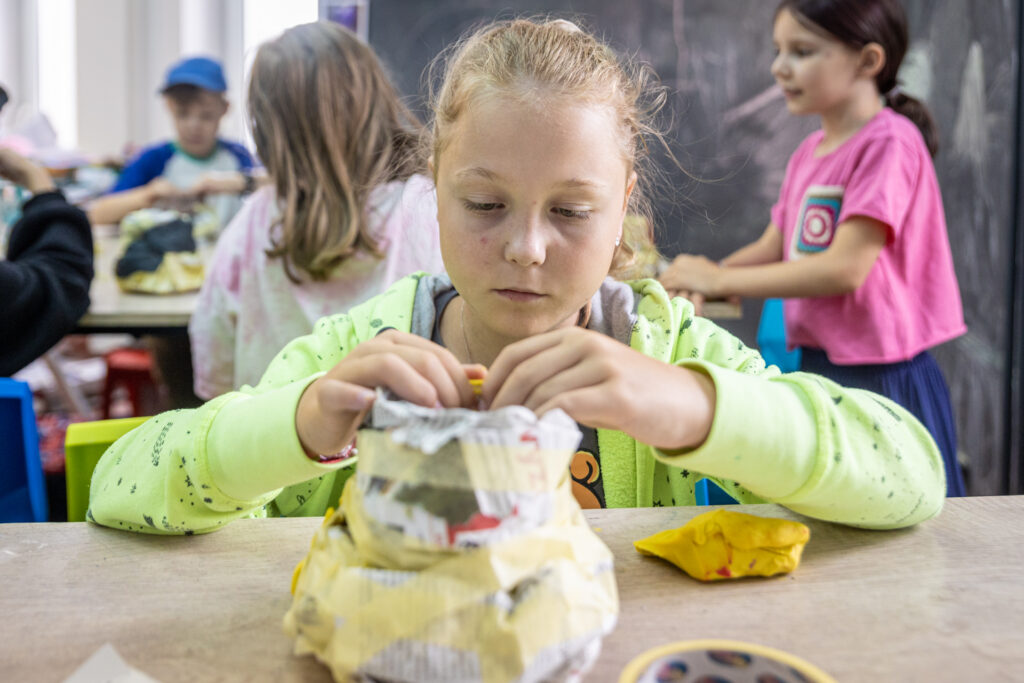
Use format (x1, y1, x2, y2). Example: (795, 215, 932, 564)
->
(435, 94, 634, 342)
(770, 9, 868, 116)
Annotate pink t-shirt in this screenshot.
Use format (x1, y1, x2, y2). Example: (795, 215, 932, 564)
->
(189, 174, 445, 398)
(770, 108, 966, 364)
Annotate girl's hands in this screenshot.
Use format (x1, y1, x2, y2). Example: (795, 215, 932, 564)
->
(295, 330, 482, 457)
(483, 327, 716, 451)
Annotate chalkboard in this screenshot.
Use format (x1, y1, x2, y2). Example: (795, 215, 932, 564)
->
(369, 0, 1020, 495)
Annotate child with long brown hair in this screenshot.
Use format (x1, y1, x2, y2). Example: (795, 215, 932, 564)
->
(189, 21, 444, 398)
(92, 18, 944, 535)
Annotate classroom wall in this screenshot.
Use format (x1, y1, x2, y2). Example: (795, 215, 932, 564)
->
(0, 0, 39, 133)
(0, 1, 30, 105)
(0, 0, 249, 157)
(77, 0, 247, 158)
(75, 0, 130, 158)
(369, 0, 1022, 495)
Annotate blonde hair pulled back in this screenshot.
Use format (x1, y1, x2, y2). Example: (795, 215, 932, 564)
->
(425, 18, 669, 278)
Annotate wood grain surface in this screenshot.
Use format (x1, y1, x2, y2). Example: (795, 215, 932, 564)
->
(2, 496, 1021, 682)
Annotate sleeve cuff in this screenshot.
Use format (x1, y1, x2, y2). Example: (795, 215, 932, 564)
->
(662, 361, 819, 500)
(206, 375, 350, 501)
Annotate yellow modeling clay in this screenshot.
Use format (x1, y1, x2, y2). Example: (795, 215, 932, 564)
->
(634, 509, 810, 581)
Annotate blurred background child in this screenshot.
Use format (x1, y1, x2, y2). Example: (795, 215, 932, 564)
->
(659, 0, 967, 496)
(87, 56, 255, 229)
(188, 22, 444, 398)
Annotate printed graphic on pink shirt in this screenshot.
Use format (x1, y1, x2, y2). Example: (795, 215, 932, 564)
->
(789, 185, 844, 260)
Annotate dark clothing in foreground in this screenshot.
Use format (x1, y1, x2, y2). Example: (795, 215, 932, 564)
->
(0, 190, 93, 375)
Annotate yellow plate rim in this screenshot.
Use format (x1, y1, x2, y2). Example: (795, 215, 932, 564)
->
(618, 638, 838, 683)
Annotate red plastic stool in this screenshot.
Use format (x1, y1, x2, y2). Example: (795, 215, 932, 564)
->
(101, 348, 161, 419)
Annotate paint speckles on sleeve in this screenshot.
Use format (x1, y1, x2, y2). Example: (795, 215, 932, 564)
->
(151, 421, 172, 466)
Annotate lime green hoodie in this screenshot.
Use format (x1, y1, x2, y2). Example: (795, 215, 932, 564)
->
(89, 274, 945, 534)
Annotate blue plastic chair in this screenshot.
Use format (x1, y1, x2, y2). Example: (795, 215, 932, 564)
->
(756, 298, 801, 373)
(694, 478, 739, 506)
(0, 378, 48, 522)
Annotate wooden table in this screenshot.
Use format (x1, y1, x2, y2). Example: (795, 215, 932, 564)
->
(4, 498, 1020, 682)
(76, 229, 203, 334)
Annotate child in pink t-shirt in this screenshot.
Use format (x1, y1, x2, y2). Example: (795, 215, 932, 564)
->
(660, 0, 967, 496)
(189, 22, 444, 398)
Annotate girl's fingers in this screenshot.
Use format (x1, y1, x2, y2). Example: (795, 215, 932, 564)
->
(486, 331, 586, 408)
(317, 378, 376, 414)
(690, 291, 706, 316)
(298, 346, 473, 457)
(346, 330, 475, 407)
(463, 363, 488, 381)
(385, 330, 476, 406)
(517, 361, 607, 414)
(335, 352, 448, 407)
(534, 384, 622, 431)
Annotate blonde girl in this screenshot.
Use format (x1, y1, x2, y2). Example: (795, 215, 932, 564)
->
(92, 18, 944, 534)
(660, 0, 967, 496)
(189, 21, 445, 398)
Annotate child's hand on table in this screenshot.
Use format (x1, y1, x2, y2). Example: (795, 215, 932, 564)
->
(295, 329, 483, 458)
(144, 177, 194, 204)
(191, 171, 246, 198)
(483, 327, 716, 451)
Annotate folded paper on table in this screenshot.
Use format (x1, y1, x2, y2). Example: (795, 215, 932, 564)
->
(284, 392, 619, 682)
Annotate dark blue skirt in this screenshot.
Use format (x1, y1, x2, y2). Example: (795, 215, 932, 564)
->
(799, 348, 966, 497)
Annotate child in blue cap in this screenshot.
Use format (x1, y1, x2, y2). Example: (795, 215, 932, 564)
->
(88, 56, 255, 228)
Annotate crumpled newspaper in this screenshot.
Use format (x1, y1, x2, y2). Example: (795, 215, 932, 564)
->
(284, 392, 619, 682)
(634, 509, 810, 581)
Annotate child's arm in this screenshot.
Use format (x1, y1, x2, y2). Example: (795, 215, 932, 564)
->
(484, 281, 944, 529)
(662, 217, 887, 300)
(0, 147, 56, 194)
(660, 223, 782, 305)
(86, 178, 186, 225)
(660, 296, 944, 529)
(88, 317, 365, 534)
(88, 276, 476, 534)
(719, 222, 783, 267)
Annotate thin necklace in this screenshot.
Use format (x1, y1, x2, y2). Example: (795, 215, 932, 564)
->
(460, 297, 477, 364)
(458, 296, 591, 365)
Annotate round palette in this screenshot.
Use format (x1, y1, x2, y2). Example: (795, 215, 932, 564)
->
(619, 639, 836, 683)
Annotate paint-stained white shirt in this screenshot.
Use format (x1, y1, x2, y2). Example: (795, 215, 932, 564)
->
(189, 174, 444, 398)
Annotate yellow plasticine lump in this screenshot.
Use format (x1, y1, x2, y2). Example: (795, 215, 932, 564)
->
(634, 509, 810, 581)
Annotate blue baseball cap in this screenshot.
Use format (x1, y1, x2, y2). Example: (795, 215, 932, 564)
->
(159, 56, 227, 94)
